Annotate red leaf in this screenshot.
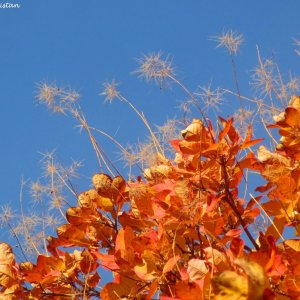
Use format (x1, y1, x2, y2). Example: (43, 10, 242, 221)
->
(230, 238, 244, 258)
(145, 280, 158, 300)
(170, 139, 181, 152)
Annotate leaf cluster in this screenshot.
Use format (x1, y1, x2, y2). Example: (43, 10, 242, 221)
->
(1, 97, 300, 299)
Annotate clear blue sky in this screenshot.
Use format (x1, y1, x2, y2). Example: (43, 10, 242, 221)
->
(0, 1, 300, 244)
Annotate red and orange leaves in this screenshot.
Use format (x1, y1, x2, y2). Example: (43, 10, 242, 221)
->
(3, 101, 300, 299)
(257, 97, 300, 239)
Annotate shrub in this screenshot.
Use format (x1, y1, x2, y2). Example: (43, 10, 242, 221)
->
(1, 32, 300, 299)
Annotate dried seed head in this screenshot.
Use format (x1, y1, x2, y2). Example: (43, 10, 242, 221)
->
(92, 173, 113, 197)
(78, 191, 94, 208)
(212, 30, 244, 55)
(134, 52, 174, 86)
(100, 80, 120, 103)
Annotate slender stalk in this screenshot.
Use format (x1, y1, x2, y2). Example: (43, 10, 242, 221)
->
(230, 55, 242, 109)
(90, 126, 144, 174)
(41, 198, 48, 256)
(166, 74, 216, 143)
(220, 157, 260, 251)
(49, 160, 68, 221)
(6, 221, 28, 261)
(118, 94, 164, 155)
(19, 178, 41, 256)
(249, 193, 285, 242)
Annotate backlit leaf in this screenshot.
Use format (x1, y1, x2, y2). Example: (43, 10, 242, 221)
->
(212, 271, 247, 300)
(284, 239, 300, 252)
(187, 259, 208, 281)
(163, 255, 180, 274)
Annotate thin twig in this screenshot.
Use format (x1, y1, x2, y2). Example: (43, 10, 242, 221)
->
(220, 157, 260, 251)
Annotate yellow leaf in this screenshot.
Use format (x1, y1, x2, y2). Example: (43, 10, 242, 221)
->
(134, 262, 157, 281)
(96, 196, 114, 212)
(134, 250, 159, 281)
(0, 243, 17, 289)
(204, 247, 228, 268)
(289, 95, 300, 109)
(234, 258, 268, 300)
(187, 259, 209, 281)
(181, 119, 204, 141)
(78, 189, 109, 209)
(212, 271, 247, 300)
(285, 239, 300, 251)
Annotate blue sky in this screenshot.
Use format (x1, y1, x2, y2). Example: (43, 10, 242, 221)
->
(0, 1, 300, 248)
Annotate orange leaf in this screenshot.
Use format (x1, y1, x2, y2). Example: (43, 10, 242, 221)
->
(80, 249, 99, 274)
(240, 138, 263, 149)
(284, 107, 300, 126)
(101, 275, 138, 300)
(219, 117, 239, 144)
(0, 243, 17, 289)
(130, 184, 155, 216)
(261, 201, 283, 217)
(203, 217, 225, 237)
(265, 217, 285, 241)
(111, 176, 126, 204)
(179, 140, 202, 154)
(163, 255, 180, 274)
(218, 117, 233, 142)
(204, 247, 228, 269)
(175, 281, 203, 300)
(56, 224, 91, 247)
(118, 212, 156, 229)
(66, 207, 96, 224)
(115, 226, 135, 263)
(91, 251, 119, 271)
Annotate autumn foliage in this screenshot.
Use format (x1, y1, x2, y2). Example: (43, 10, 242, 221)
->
(2, 95, 300, 299)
